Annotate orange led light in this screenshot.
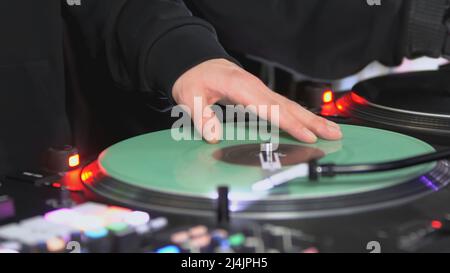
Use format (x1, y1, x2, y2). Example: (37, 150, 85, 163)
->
(81, 170, 93, 183)
(80, 161, 102, 184)
(322, 90, 334, 104)
(68, 154, 80, 168)
(46, 238, 66, 253)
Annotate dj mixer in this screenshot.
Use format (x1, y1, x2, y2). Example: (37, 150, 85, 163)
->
(1, 69, 450, 253)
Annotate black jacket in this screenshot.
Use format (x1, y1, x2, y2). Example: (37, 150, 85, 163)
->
(186, 0, 409, 79)
(0, 0, 231, 175)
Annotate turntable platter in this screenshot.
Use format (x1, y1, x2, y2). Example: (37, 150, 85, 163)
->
(79, 123, 450, 219)
(99, 124, 434, 199)
(338, 71, 450, 145)
(353, 70, 450, 115)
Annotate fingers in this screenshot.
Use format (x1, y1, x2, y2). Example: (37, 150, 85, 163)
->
(277, 108, 318, 143)
(223, 70, 342, 143)
(176, 91, 223, 144)
(201, 103, 222, 144)
(310, 118, 342, 140)
(281, 96, 342, 141)
(172, 58, 343, 144)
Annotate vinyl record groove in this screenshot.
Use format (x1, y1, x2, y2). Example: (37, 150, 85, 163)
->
(81, 123, 450, 219)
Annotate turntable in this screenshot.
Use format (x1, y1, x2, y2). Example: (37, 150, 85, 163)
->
(2, 70, 450, 253)
(80, 122, 450, 220)
(71, 69, 450, 252)
(334, 69, 450, 146)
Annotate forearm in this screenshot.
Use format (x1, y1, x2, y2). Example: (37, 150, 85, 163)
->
(63, 0, 235, 96)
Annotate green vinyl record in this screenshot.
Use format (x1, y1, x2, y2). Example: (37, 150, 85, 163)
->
(98, 123, 436, 201)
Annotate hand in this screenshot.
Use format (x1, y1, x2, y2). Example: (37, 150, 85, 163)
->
(172, 59, 342, 143)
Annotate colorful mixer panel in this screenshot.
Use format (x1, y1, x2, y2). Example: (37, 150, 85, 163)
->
(0, 202, 318, 253)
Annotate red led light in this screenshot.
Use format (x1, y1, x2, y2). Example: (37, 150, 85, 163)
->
(52, 183, 61, 188)
(350, 92, 368, 105)
(68, 154, 80, 168)
(320, 103, 339, 117)
(331, 96, 352, 118)
(431, 220, 443, 230)
(60, 169, 84, 192)
(322, 90, 334, 104)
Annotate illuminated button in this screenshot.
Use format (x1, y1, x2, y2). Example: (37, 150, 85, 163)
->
(46, 237, 66, 252)
(107, 206, 132, 213)
(0, 224, 24, 241)
(0, 242, 22, 253)
(171, 231, 190, 244)
(68, 154, 80, 168)
(103, 206, 132, 224)
(156, 245, 181, 253)
(44, 209, 94, 239)
(85, 228, 108, 239)
(73, 202, 108, 215)
(189, 225, 208, 238)
(212, 229, 228, 238)
(190, 235, 212, 250)
(135, 224, 150, 235)
(106, 222, 128, 233)
(21, 216, 49, 227)
(148, 217, 168, 232)
(211, 229, 229, 249)
(44, 209, 79, 225)
(22, 216, 74, 239)
(322, 90, 334, 104)
(0, 248, 20, 253)
(228, 233, 246, 247)
(123, 211, 150, 227)
(73, 215, 104, 231)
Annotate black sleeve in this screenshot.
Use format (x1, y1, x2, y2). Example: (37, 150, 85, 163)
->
(185, 0, 445, 80)
(62, 0, 235, 98)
